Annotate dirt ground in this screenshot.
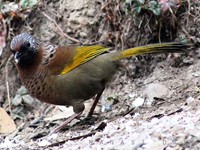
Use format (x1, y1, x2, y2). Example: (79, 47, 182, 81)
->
(0, 0, 200, 149)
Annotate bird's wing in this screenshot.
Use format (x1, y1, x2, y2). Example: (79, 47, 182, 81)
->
(44, 45, 109, 75)
(60, 45, 109, 75)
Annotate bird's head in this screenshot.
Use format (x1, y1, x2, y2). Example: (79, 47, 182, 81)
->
(10, 33, 40, 69)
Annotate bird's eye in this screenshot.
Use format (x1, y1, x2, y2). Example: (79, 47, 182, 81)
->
(25, 41, 31, 48)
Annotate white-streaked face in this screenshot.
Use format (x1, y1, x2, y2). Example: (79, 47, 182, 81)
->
(10, 33, 39, 67)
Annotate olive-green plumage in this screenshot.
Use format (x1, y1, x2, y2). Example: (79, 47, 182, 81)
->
(10, 33, 192, 132)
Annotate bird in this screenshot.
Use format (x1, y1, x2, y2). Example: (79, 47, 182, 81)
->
(10, 33, 192, 133)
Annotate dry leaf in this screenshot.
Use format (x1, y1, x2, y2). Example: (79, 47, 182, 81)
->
(44, 99, 101, 121)
(0, 107, 16, 134)
(44, 106, 74, 121)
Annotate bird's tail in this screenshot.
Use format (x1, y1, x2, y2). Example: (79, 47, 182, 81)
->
(112, 42, 192, 61)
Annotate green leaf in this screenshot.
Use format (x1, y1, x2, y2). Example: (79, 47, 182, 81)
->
(20, 0, 38, 8)
(152, 8, 161, 15)
(134, 6, 142, 13)
(148, 0, 158, 9)
(107, 97, 115, 101)
(138, 0, 145, 4)
(180, 35, 187, 44)
(147, 0, 161, 15)
(125, 0, 132, 4)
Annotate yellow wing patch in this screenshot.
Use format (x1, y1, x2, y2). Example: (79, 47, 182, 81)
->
(60, 45, 109, 75)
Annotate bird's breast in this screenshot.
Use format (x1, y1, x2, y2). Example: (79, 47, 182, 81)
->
(19, 68, 59, 105)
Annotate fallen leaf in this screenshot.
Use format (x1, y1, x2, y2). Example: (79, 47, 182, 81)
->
(44, 99, 101, 122)
(0, 107, 16, 134)
(44, 106, 74, 121)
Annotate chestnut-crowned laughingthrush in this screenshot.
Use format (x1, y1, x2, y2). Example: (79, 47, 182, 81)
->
(10, 33, 191, 133)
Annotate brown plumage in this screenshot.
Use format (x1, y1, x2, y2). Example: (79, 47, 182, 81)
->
(10, 33, 192, 133)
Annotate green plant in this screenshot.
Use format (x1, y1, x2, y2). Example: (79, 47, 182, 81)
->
(124, 0, 161, 16)
(20, 0, 38, 9)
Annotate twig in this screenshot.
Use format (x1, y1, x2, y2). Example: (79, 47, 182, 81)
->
(46, 121, 108, 147)
(158, 24, 162, 43)
(0, 19, 7, 56)
(5, 55, 13, 114)
(46, 131, 96, 147)
(42, 12, 81, 43)
(0, 57, 7, 68)
(147, 108, 183, 121)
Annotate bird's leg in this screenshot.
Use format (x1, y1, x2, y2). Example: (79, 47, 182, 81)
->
(87, 89, 104, 118)
(50, 111, 82, 134)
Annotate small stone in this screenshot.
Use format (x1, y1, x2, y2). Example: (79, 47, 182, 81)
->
(12, 94, 22, 106)
(183, 58, 194, 65)
(145, 83, 168, 104)
(22, 95, 35, 105)
(47, 133, 58, 140)
(101, 105, 111, 112)
(87, 9, 95, 17)
(186, 96, 195, 104)
(132, 97, 144, 107)
(79, 31, 87, 37)
(17, 86, 28, 95)
(94, 132, 104, 140)
(129, 93, 136, 98)
(37, 140, 51, 147)
(191, 73, 199, 77)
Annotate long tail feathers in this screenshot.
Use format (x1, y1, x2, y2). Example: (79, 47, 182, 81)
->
(112, 42, 193, 60)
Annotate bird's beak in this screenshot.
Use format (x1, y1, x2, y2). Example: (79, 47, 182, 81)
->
(14, 52, 20, 64)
